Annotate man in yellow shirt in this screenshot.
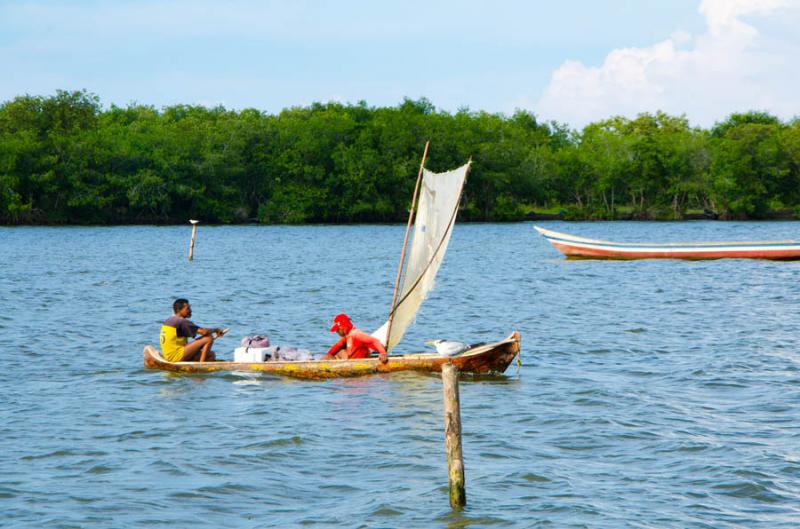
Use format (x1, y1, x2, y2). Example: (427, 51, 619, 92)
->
(160, 298, 225, 362)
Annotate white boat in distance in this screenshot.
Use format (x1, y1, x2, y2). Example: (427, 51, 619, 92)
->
(534, 226, 800, 260)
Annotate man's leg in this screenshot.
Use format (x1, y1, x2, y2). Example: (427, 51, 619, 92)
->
(199, 339, 216, 362)
(182, 336, 215, 361)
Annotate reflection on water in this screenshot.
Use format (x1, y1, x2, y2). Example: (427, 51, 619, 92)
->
(1, 221, 799, 528)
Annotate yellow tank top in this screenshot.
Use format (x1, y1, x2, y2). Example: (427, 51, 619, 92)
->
(160, 324, 187, 362)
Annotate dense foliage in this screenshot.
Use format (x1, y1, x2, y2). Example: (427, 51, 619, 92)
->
(1, 90, 799, 224)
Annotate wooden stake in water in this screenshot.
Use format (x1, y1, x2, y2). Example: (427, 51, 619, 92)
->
(442, 363, 466, 509)
(188, 220, 199, 261)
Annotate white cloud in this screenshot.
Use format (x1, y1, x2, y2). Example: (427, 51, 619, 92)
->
(536, 0, 800, 128)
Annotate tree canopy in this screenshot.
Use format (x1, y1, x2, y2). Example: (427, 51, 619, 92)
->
(1, 90, 799, 224)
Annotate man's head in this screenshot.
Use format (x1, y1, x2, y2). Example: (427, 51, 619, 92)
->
(173, 298, 191, 317)
(329, 313, 353, 336)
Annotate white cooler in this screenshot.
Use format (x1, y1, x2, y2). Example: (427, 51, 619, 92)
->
(234, 347, 269, 363)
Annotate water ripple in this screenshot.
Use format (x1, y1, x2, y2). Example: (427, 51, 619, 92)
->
(1, 222, 800, 528)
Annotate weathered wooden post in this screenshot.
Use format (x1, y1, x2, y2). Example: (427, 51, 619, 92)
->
(442, 362, 466, 509)
(188, 219, 199, 261)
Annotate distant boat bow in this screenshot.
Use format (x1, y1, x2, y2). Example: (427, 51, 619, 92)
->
(534, 226, 800, 260)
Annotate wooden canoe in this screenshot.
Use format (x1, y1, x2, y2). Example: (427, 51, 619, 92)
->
(143, 331, 521, 379)
(535, 226, 800, 260)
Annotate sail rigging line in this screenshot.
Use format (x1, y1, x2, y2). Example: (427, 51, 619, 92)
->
(384, 160, 470, 325)
(384, 179, 464, 321)
(385, 141, 430, 349)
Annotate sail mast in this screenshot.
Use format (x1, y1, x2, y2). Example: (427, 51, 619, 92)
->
(385, 140, 429, 350)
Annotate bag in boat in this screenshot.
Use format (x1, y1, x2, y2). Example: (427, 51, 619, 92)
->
(271, 346, 313, 362)
(241, 335, 270, 349)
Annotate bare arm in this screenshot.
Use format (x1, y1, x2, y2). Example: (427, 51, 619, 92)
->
(361, 332, 388, 363)
(325, 336, 347, 358)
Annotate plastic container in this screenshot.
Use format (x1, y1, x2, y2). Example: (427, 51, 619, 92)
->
(234, 347, 269, 363)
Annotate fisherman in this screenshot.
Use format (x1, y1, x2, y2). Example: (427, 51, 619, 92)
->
(324, 313, 388, 363)
(160, 298, 225, 362)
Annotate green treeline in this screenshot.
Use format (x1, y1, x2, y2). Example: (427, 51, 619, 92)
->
(1, 89, 800, 225)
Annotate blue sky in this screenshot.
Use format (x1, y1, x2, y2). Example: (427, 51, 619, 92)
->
(0, 0, 798, 128)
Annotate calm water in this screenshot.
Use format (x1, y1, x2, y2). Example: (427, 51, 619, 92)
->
(2, 222, 800, 528)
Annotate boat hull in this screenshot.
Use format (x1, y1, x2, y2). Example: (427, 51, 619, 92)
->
(144, 332, 521, 379)
(535, 226, 800, 260)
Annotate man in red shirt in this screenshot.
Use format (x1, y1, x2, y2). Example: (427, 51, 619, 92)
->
(325, 313, 388, 363)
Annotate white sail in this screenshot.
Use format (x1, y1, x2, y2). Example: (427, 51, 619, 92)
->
(373, 162, 469, 349)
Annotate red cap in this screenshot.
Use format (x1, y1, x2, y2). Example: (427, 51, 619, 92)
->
(329, 313, 353, 333)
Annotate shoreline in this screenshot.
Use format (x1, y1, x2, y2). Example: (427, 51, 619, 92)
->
(2, 215, 800, 227)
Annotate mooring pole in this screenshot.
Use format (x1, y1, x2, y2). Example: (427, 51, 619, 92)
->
(442, 363, 466, 509)
(188, 219, 199, 261)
